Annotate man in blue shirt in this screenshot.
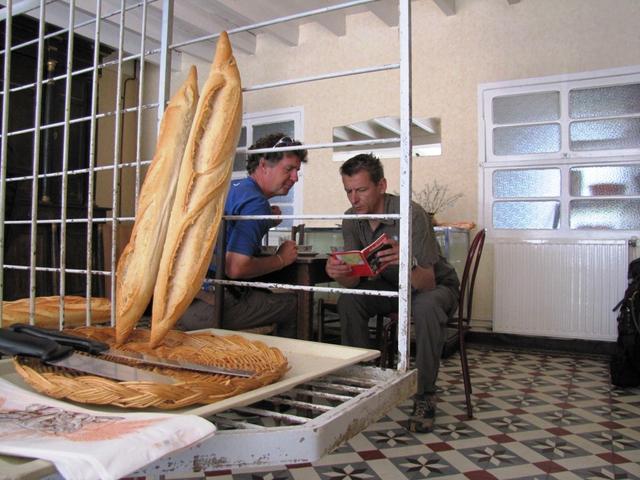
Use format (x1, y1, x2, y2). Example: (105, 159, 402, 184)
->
(178, 133, 307, 337)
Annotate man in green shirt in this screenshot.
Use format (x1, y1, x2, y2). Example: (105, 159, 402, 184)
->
(325, 153, 459, 433)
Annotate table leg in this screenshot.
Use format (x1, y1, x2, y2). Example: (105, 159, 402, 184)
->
(297, 290, 313, 340)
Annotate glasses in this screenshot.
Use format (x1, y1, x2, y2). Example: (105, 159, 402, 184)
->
(273, 136, 293, 149)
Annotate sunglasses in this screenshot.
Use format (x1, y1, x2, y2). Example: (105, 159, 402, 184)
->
(273, 136, 293, 149)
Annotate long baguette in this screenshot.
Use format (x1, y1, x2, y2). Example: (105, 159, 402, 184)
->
(115, 67, 199, 345)
(2, 296, 111, 328)
(150, 32, 242, 347)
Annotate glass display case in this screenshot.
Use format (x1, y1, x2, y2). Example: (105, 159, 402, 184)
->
(434, 226, 470, 280)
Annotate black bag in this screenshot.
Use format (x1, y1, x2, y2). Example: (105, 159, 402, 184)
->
(610, 257, 640, 388)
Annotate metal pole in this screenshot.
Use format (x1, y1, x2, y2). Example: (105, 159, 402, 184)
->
(0, 0, 12, 315)
(85, 0, 103, 323)
(57, 0, 77, 327)
(157, 0, 173, 127)
(28, 0, 47, 321)
(397, 0, 413, 372)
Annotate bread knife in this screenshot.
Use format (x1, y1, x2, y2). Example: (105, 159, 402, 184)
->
(0, 328, 176, 384)
(9, 324, 255, 378)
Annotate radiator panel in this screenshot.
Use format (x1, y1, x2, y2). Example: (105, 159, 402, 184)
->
(493, 239, 628, 341)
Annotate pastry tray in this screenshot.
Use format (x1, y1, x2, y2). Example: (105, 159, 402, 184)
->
(0, 328, 380, 417)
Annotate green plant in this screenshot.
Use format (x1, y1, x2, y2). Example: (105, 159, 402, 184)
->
(413, 180, 463, 216)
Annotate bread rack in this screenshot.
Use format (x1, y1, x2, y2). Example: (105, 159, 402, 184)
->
(0, 0, 418, 476)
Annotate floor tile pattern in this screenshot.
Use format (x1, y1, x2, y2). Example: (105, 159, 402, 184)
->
(151, 346, 640, 480)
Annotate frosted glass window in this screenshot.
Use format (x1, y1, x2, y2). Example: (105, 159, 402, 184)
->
(570, 165, 640, 196)
(493, 201, 560, 229)
(570, 199, 640, 230)
(570, 117, 640, 151)
(492, 91, 560, 125)
(569, 84, 640, 119)
(493, 168, 560, 198)
(493, 123, 561, 155)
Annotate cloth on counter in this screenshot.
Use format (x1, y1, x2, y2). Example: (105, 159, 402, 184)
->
(0, 377, 215, 480)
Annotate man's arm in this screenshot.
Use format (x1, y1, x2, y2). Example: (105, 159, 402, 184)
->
(374, 237, 436, 291)
(226, 240, 298, 279)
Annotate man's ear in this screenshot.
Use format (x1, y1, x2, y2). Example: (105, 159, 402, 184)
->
(378, 178, 387, 194)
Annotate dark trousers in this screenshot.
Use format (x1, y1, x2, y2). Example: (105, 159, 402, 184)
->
(177, 288, 297, 338)
(337, 278, 458, 395)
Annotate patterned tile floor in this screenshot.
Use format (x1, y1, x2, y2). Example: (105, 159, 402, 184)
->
(161, 346, 640, 480)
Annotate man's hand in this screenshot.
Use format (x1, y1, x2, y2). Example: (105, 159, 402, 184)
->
(375, 237, 399, 269)
(276, 240, 298, 267)
(326, 253, 360, 288)
(270, 205, 283, 227)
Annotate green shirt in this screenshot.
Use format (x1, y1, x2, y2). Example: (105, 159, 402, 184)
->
(342, 194, 460, 290)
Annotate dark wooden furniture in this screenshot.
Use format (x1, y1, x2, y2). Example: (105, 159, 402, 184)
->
(1, 15, 111, 299)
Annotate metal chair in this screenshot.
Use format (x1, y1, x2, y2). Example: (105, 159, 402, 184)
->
(381, 228, 486, 419)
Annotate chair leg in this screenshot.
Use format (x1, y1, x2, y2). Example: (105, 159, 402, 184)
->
(458, 323, 473, 419)
(317, 299, 325, 342)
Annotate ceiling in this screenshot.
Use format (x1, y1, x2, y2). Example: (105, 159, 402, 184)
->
(5, 0, 459, 67)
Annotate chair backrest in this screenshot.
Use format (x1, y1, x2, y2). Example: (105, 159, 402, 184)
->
(457, 229, 486, 325)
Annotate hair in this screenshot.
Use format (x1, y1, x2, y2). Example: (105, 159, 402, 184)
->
(246, 132, 308, 174)
(339, 153, 385, 184)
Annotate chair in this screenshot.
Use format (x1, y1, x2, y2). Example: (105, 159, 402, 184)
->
(380, 228, 486, 419)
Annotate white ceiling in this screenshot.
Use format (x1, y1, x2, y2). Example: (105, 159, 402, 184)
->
(5, 0, 460, 66)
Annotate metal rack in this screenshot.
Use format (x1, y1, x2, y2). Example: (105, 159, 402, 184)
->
(0, 0, 418, 475)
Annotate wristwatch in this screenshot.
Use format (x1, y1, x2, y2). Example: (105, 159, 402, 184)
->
(411, 256, 419, 270)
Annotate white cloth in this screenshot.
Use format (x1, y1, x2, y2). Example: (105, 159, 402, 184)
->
(0, 377, 215, 480)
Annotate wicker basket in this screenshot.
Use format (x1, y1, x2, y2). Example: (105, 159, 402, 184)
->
(12, 327, 289, 410)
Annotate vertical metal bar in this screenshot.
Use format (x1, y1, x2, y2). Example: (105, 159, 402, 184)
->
(397, 0, 412, 372)
(0, 0, 12, 316)
(109, 0, 126, 326)
(85, 0, 103, 324)
(28, 0, 47, 323)
(157, 0, 173, 128)
(134, 0, 148, 206)
(58, 0, 77, 327)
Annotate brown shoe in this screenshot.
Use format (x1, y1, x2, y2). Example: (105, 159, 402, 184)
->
(408, 394, 437, 433)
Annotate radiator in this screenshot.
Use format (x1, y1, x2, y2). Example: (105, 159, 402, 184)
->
(493, 239, 629, 341)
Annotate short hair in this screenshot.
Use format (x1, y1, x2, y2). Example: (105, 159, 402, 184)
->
(246, 133, 308, 174)
(340, 153, 384, 184)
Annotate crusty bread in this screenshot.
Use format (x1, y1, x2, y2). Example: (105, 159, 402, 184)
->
(115, 67, 199, 345)
(2, 296, 111, 327)
(150, 32, 242, 347)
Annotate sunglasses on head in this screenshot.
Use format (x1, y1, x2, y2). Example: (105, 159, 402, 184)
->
(273, 136, 293, 149)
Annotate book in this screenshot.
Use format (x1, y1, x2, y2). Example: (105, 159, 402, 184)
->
(330, 233, 392, 277)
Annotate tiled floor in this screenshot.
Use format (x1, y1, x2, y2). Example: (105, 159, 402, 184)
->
(165, 346, 640, 480)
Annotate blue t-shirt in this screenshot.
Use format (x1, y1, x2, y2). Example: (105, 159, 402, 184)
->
(224, 177, 273, 257)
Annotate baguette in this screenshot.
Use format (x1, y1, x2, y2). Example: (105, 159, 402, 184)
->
(150, 32, 242, 347)
(2, 296, 111, 328)
(115, 67, 199, 345)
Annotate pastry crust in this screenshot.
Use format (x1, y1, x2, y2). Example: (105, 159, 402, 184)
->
(115, 67, 199, 345)
(150, 32, 242, 347)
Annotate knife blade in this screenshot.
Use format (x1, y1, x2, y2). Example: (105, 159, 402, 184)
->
(0, 328, 176, 384)
(9, 324, 255, 377)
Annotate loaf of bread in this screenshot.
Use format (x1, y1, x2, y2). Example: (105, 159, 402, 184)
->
(150, 32, 242, 347)
(2, 296, 111, 327)
(115, 67, 199, 345)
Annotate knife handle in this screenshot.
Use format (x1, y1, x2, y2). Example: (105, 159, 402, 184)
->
(0, 329, 74, 361)
(9, 324, 109, 355)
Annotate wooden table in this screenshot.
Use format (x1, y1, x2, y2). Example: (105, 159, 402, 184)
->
(258, 254, 330, 340)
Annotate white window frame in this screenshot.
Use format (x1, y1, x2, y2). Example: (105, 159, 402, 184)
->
(478, 65, 640, 240)
(235, 106, 305, 227)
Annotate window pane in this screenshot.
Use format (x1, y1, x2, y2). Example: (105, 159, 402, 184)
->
(569, 83, 640, 119)
(570, 165, 640, 196)
(493, 201, 560, 229)
(493, 123, 561, 155)
(253, 121, 294, 142)
(492, 91, 560, 124)
(232, 126, 247, 172)
(270, 203, 294, 229)
(569, 117, 640, 151)
(570, 199, 640, 230)
(493, 168, 560, 198)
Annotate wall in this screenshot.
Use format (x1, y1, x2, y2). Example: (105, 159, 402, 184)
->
(163, 0, 639, 324)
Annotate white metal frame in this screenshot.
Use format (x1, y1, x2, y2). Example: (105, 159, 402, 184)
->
(0, 0, 417, 474)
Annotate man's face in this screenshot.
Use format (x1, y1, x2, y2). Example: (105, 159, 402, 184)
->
(262, 153, 301, 197)
(341, 170, 387, 214)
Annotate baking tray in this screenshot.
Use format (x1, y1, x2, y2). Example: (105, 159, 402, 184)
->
(0, 328, 380, 417)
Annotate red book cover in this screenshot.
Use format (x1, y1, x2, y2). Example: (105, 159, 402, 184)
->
(330, 233, 391, 277)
